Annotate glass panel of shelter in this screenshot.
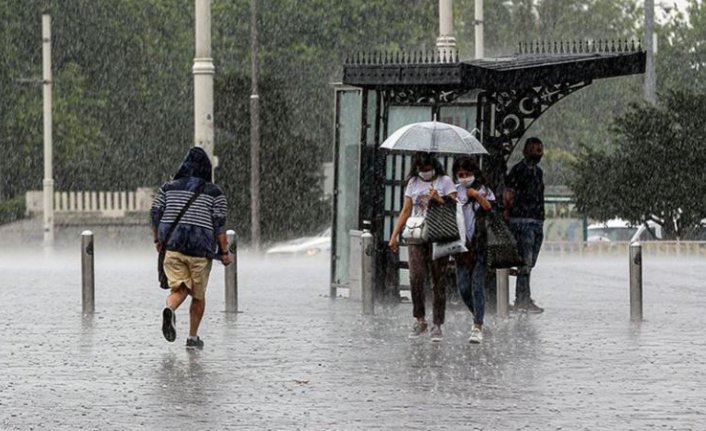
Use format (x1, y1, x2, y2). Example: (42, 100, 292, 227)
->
(332, 88, 362, 287)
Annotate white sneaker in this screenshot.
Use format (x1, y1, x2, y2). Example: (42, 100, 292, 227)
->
(429, 325, 443, 342)
(408, 320, 429, 339)
(468, 325, 483, 344)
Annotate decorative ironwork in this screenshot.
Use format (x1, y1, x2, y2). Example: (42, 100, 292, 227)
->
(345, 49, 459, 66)
(482, 80, 592, 158)
(346, 40, 642, 68)
(517, 39, 643, 55)
(344, 39, 644, 66)
(383, 87, 467, 105)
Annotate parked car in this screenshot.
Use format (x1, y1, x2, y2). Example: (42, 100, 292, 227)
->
(265, 227, 332, 257)
(586, 218, 662, 242)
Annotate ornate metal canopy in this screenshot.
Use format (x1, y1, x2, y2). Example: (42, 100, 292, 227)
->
(343, 40, 646, 185)
(344, 40, 645, 91)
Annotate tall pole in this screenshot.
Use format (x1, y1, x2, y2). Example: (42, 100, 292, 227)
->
(474, 0, 484, 59)
(250, 0, 261, 253)
(644, 0, 656, 104)
(193, 0, 216, 161)
(42, 14, 54, 248)
(436, 0, 457, 62)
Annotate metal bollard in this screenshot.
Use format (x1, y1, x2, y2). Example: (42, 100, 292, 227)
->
(629, 242, 643, 321)
(81, 230, 95, 314)
(496, 268, 509, 318)
(361, 223, 375, 315)
(225, 229, 238, 313)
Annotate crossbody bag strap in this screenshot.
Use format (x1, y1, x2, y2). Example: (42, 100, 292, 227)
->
(162, 182, 206, 245)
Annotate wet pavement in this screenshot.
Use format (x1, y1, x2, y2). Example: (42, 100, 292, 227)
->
(1, 248, 705, 430)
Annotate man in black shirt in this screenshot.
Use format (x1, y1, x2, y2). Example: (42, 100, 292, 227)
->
(503, 137, 545, 313)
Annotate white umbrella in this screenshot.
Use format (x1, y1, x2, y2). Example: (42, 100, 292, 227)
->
(380, 121, 487, 155)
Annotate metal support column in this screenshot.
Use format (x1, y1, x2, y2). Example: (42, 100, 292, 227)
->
(225, 230, 238, 313)
(81, 231, 95, 314)
(630, 242, 643, 321)
(496, 268, 509, 318)
(361, 222, 375, 315)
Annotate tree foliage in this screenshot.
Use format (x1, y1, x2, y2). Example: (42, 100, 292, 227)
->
(2, 0, 706, 241)
(569, 91, 706, 238)
(215, 71, 329, 241)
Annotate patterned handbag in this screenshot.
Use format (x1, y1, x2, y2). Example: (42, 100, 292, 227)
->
(483, 211, 524, 269)
(425, 197, 460, 243)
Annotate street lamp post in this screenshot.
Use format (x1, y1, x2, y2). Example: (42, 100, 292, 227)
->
(42, 14, 54, 248)
(193, 0, 216, 162)
(250, 0, 261, 253)
(474, 0, 484, 59)
(436, 0, 457, 62)
(645, 0, 656, 104)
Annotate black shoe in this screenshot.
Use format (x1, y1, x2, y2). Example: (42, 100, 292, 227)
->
(186, 336, 204, 350)
(162, 307, 176, 342)
(514, 300, 544, 314)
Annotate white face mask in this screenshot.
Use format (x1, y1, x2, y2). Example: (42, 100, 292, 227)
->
(418, 170, 434, 181)
(459, 176, 475, 187)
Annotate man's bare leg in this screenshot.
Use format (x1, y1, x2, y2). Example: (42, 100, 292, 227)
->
(189, 298, 205, 337)
(167, 283, 189, 310)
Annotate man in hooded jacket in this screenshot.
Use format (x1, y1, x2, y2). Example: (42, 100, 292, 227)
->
(151, 146, 231, 349)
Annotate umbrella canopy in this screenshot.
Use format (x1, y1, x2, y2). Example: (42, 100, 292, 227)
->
(380, 121, 487, 155)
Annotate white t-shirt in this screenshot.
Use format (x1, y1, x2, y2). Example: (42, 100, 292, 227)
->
(456, 183, 495, 242)
(405, 175, 456, 218)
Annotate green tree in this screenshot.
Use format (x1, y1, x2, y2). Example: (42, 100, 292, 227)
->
(569, 91, 706, 239)
(656, 0, 706, 95)
(215, 71, 329, 243)
(11, 0, 704, 241)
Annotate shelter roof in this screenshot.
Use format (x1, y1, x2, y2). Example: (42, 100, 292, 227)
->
(343, 41, 646, 92)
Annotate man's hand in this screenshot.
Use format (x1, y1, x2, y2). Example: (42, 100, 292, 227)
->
(221, 254, 232, 266)
(155, 241, 162, 253)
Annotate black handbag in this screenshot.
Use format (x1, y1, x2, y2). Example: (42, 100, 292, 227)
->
(157, 184, 205, 289)
(483, 211, 524, 269)
(425, 197, 460, 243)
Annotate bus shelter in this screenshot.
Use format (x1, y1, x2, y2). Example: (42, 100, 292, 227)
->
(331, 41, 645, 300)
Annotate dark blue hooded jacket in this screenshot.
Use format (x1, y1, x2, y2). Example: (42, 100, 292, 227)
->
(150, 147, 227, 258)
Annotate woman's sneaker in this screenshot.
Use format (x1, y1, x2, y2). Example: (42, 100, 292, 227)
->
(468, 325, 483, 344)
(429, 325, 443, 342)
(408, 320, 428, 339)
(162, 307, 176, 342)
(186, 336, 204, 350)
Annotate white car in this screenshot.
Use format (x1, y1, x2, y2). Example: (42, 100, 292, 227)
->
(265, 227, 332, 257)
(587, 218, 662, 242)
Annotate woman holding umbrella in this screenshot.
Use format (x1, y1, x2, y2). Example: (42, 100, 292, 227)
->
(389, 151, 457, 342)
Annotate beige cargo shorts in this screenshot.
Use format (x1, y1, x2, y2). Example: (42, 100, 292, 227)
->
(163, 250, 213, 300)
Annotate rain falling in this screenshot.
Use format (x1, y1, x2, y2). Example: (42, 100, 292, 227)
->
(1, 1, 705, 429)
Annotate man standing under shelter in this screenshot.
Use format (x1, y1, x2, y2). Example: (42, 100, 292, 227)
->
(503, 137, 545, 313)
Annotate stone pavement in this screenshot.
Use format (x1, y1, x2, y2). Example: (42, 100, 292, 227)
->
(1, 247, 705, 430)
